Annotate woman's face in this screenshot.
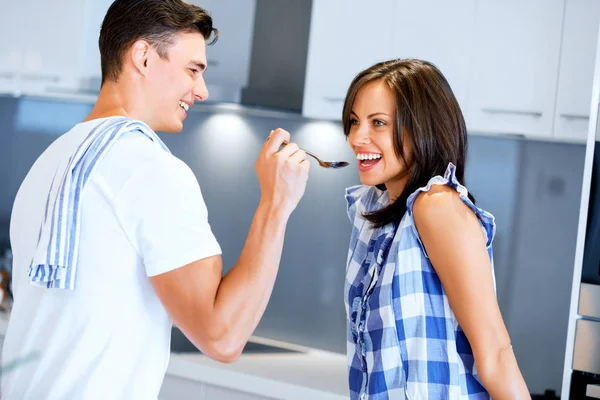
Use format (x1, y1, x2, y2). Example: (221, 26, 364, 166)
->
(347, 79, 411, 199)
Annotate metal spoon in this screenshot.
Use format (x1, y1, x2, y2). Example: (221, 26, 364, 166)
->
(281, 141, 349, 169)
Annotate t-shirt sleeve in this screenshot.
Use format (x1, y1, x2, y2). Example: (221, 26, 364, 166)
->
(114, 155, 222, 277)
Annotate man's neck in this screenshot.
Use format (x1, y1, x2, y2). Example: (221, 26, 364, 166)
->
(84, 81, 140, 123)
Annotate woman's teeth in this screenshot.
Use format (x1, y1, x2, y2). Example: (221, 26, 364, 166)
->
(356, 153, 382, 161)
(179, 101, 190, 111)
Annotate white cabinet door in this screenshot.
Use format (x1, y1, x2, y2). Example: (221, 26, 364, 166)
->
(78, 0, 115, 91)
(302, 0, 395, 120)
(391, 0, 478, 116)
(159, 374, 206, 400)
(205, 384, 276, 400)
(159, 375, 276, 400)
(188, 0, 256, 89)
(0, 0, 108, 95)
(0, 6, 22, 93)
(18, 0, 88, 92)
(553, 0, 600, 142)
(79, 0, 255, 94)
(467, 0, 565, 137)
(0, 334, 5, 394)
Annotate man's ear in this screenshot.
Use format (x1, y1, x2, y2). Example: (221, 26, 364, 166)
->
(129, 40, 151, 76)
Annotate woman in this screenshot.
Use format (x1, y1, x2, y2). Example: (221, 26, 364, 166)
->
(343, 59, 530, 399)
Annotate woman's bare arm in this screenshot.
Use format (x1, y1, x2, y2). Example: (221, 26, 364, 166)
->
(413, 185, 530, 400)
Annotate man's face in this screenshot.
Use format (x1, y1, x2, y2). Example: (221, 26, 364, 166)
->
(145, 31, 209, 133)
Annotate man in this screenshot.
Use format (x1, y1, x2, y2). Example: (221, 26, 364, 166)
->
(1, 0, 309, 398)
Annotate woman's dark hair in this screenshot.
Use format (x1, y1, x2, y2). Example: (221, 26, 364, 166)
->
(342, 58, 474, 228)
(99, 0, 218, 85)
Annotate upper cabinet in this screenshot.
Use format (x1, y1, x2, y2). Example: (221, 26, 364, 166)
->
(466, 0, 565, 138)
(554, 0, 600, 141)
(302, 0, 395, 120)
(1, 0, 599, 143)
(77, 0, 114, 92)
(0, 3, 23, 93)
(302, 0, 600, 143)
(79, 0, 256, 98)
(391, 0, 478, 114)
(187, 0, 256, 89)
(0, 0, 88, 94)
(0, 0, 255, 101)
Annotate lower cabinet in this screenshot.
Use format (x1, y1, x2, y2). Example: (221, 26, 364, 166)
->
(159, 374, 277, 400)
(0, 334, 4, 393)
(159, 374, 206, 400)
(205, 384, 277, 400)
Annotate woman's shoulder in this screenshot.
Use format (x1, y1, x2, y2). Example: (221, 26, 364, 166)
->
(405, 163, 497, 254)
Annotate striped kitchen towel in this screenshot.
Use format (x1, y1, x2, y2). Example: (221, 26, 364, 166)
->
(28, 117, 170, 290)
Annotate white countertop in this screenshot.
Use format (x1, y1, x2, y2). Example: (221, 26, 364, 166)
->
(167, 348, 348, 400)
(0, 312, 348, 400)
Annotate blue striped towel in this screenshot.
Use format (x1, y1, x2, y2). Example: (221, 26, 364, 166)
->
(28, 117, 171, 290)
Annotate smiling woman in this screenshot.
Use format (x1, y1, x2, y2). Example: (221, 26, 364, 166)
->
(341, 59, 530, 400)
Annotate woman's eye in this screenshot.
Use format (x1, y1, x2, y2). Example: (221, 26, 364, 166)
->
(374, 119, 385, 126)
(349, 118, 359, 125)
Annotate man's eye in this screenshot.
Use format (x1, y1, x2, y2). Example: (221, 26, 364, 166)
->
(190, 68, 198, 74)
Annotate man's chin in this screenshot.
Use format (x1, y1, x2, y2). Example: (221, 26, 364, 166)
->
(156, 121, 184, 134)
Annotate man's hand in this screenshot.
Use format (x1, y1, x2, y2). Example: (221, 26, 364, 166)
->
(255, 128, 310, 217)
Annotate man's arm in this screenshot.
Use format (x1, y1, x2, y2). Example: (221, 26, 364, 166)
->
(150, 129, 309, 363)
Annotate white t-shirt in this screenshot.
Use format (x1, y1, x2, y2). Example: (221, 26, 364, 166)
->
(2, 117, 222, 399)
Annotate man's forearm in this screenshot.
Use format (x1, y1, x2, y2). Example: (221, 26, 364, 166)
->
(211, 200, 290, 351)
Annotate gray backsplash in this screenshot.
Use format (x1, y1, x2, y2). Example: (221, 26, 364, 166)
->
(0, 95, 586, 394)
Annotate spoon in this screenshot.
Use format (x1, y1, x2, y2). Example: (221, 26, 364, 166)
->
(281, 141, 349, 169)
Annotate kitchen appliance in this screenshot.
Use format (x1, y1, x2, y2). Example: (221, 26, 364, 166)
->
(563, 20, 600, 400)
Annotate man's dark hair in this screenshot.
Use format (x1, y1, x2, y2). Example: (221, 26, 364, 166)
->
(99, 0, 218, 84)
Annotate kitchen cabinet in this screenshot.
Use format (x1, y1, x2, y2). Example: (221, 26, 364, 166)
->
(0, 0, 88, 95)
(0, 4, 23, 93)
(205, 384, 276, 400)
(80, 0, 256, 96)
(302, 0, 395, 120)
(187, 0, 256, 90)
(159, 374, 206, 399)
(0, 334, 4, 393)
(78, 0, 115, 92)
(3, 0, 600, 144)
(466, 0, 565, 138)
(553, 0, 600, 142)
(0, 0, 255, 98)
(159, 374, 276, 400)
(391, 0, 478, 115)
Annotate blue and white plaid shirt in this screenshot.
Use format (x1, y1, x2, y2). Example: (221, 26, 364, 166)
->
(344, 163, 496, 400)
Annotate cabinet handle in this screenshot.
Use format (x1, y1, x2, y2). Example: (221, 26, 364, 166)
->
(560, 113, 589, 120)
(482, 107, 543, 118)
(44, 86, 100, 96)
(20, 73, 60, 83)
(588, 384, 600, 399)
(323, 97, 345, 102)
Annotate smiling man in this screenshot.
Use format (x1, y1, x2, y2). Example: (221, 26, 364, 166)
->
(1, 1, 310, 399)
